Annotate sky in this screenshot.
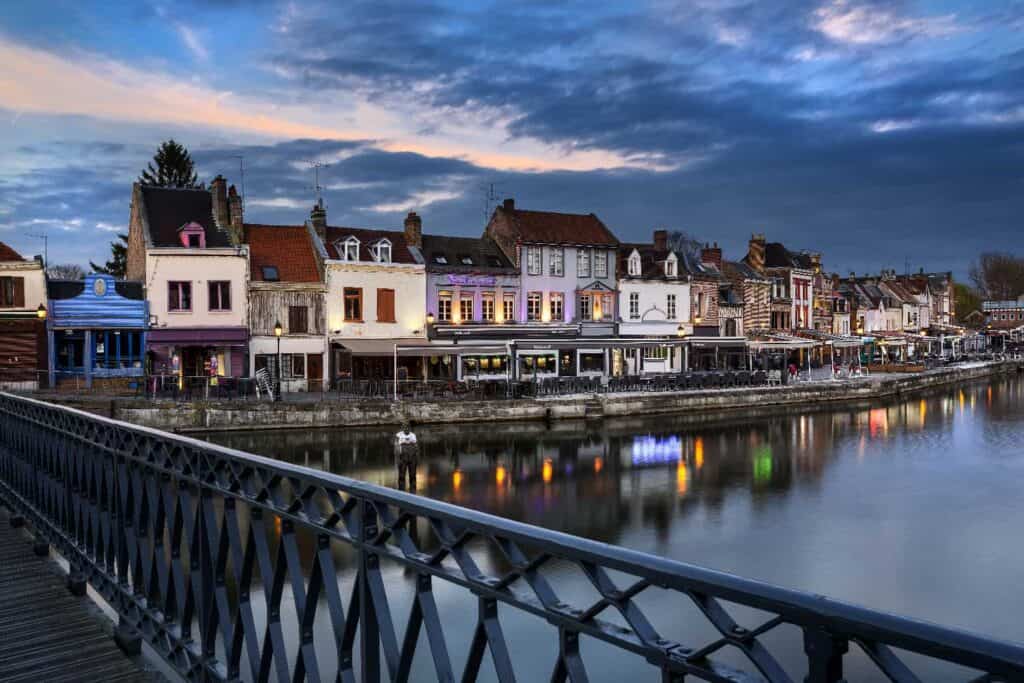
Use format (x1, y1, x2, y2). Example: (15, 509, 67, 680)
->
(1, 0, 1022, 278)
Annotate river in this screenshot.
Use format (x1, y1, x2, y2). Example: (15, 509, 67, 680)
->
(203, 374, 1024, 681)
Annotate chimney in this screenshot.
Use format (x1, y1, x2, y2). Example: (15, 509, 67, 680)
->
(502, 198, 515, 211)
(701, 241, 722, 270)
(404, 211, 422, 249)
(653, 229, 668, 251)
(747, 233, 766, 274)
(227, 185, 243, 246)
(211, 175, 229, 230)
(310, 200, 327, 241)
(809, 252, 821, 274)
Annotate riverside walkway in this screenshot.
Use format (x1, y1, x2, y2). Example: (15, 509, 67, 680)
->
(0, 507, 156, 683)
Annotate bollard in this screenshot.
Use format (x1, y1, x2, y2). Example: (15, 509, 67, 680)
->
(114, 622, 143, 656)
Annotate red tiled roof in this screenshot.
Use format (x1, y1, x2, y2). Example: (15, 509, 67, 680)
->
(245, 224, 321, 283)
(500, 207, 618, 246)
(0, 242, 26, 262)
(323, 226, 418, 263)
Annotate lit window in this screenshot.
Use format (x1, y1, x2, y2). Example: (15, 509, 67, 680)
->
(550, 293, 563, 321)
(433, 254, 448, 264)
(579, 294, 592, 320)
(459, 254, 474, 265)
(438, 291, 452, 321)
(644, 346, 669, 360)
(482, 293, 495, 321)
(602, 293, 614, 320)
(503, 294, 516, 322)
(527, 292, 542, 321)
(577, 250, 591, 278)
(460, 296, 474, 322)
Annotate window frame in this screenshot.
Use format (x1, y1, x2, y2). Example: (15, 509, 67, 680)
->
(459, 295, 474, 322)
(578, 293, 592, 321)
(629, 292, 640, 320)
(549, 247, 564, 276)
(665, 254, 678, 278)
(527, 292, 543, 322)
(481, 293, 495, 322)
(341, 237, 360, 262)
(168, 281, 192, 312)
(527, 246, 542, 276)
(550, 292, 564, 321)
(343, 287, 363, 322)
(667, 293, 677, 320)
(288, 305, 309, 334)
(577, 249, 591, 278)
(628, 253, 641, 277)
(502, 294, 516, 323)
(594, 250, 608, 278)
(208, 280, 231, 312)
(438, 291, 453, 322)
(373, 239, 392, 264)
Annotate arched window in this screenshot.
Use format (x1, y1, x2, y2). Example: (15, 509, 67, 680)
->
(628, 250, 641, 277)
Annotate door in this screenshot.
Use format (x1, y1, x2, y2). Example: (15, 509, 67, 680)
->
(306, 353, 323, 391)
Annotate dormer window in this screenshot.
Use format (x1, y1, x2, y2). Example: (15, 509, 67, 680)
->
(665, 253, 678, 278)
(372, 239, 392, 263)
(178, 222, 206, 248)
(338, 236, 360, 261)
(459, 254, 474, 265)
(628, 250, 641, 277)
(433, 254, 449, 265)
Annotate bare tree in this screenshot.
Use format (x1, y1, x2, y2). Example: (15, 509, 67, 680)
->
(968, 252, 1024, 300)
(667, 230, 704, 261)
(46, 263, 85, 280)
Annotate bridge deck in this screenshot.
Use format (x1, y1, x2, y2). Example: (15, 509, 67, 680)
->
(0, 508, 157, 683)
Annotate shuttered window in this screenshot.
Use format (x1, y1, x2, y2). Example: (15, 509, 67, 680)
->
(377, 288, 396, 323)
(288, 306, 308, 334)
(0, 277, 25, 308)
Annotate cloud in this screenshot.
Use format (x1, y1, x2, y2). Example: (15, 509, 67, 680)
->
(813, 1, 962, 46)
(175, 23, 208, 61)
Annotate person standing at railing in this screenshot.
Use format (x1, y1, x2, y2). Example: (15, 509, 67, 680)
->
(395, 420, 419, 491)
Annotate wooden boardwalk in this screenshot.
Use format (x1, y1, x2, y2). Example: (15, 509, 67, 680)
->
(0, 508, 158, 683)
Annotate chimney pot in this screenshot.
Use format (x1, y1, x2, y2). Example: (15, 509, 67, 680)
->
(310, 201, 327, 241)
(502, 198, 515, 211)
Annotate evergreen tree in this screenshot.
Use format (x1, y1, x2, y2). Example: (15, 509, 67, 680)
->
(90, 233, 129, 278)
(139, 139, 199, 188)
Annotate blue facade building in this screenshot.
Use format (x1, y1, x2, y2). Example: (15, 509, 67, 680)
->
(47, 274, 148, 387)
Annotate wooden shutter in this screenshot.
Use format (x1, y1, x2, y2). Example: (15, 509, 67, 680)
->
(377, 288, 395, 322)
(12, 277, 25, 308)
(288, 306, 308, 334)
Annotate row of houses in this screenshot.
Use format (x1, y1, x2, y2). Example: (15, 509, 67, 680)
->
(0, 177, 959, 389)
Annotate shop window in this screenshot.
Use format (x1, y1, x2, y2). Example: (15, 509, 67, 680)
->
(344, 288, 362, 321)
(644, 346, 669, 360)
(579, 352, 605, 373)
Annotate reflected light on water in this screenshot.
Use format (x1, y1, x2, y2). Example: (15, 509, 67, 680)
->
(869, 408, 888, 438)
(694, 437, 704, 470)
(452, 469, 463, 491)
(593, 457, 603, 474)
(676, 460, 688, 495)
(542, 459, 553, 484)
(495, 465, 507, 486)
(919, 399, 927, 424)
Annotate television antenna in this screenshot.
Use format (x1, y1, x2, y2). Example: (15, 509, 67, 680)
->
(306, 161, 327, 208)
(480, 181, 503, 223)
(26, 231, 47, 267)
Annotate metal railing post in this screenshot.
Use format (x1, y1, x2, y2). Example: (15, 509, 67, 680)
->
(358, 498, 381, 683)
(804, 627, 847, 683)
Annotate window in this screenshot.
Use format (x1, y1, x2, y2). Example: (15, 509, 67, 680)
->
(261, 266, 279, 282)
(168, 281, 191, 311)
(665, 254, 678, 278)
(433, 254, 449, 265)
(208, 281, 231, 311)
(289, 305, 309, 334)
(695, 291, 705, 319)
(602, 294, 614, 320)
(482, 294, 495, 321)
(667, 293, 677, 319)
(438, 292, 452, 321)
(579, 294, 592, 321)
(343, 288, 362, 321)
(527, 292, 542, 321)
(372, 240, 391, 263)
(487, 255, 503, 267)
(460, 295, 474, 322)
(594, 251, 608, 278)
(187, 233, 202, 248)
(550, 292, 564, 321)
(291, 354, 306, 378)
(577, 249, 591, 278)
(0, 277, 24, 308)
(550, 248, 564, 276)
(340, 237, 360, 261)
(628, 252, 641, 277)
(459, 254, 474, 265)
(503, 294, 516, 322)
(377, 288, 396, 322)
(629, 292, 640, 320)
(527, 246, 542, 275)
(644, 346, 669, 360)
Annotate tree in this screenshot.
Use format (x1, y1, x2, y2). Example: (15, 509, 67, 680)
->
(667, 230, 703, 262)
(139, 139, 199, 188)
(954, 283, 982, 323)
(90, 233, 128, 279)
(968, 252, 1024, 301)
(47, 263, 85, 280)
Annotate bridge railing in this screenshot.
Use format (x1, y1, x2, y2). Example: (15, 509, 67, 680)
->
(0, 392, 1021, 683)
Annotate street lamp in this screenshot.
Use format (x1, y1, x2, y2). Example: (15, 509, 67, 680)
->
(274, 320, 283, 402)
(676, 323, 686, 338)
(36, 304, 47, 320)
(426, 312, 435, 326)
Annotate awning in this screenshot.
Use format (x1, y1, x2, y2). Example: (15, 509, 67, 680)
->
(147, 327, 248, 346)
(337, 339, 509, 357)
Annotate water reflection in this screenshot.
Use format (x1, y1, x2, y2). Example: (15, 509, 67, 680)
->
(204, 374, 1024, 680)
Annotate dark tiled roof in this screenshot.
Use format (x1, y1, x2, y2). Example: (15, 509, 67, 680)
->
(245, 224, 321, 283)
(722, 259, 767, 282)
(499, 207, 618, 246)
(679, 248, 720, 279)
(0, 242, 25, 261)
(421, 234, 515, 273)
(140, 186, 233, 248)
(617, 243, 679, 281)
(323, 226, 418, 264)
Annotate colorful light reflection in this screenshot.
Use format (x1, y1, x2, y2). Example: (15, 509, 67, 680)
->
(542, 459, 553, 484)
(631, 435, 682, 465)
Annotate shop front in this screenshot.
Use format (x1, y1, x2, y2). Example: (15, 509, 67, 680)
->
(47, 275, 147, 388)
(146, 326, 248, 380)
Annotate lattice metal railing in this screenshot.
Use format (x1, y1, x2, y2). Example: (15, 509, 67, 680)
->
(0, 392, 1021, 682)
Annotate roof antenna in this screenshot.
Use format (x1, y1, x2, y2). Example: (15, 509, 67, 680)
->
(307, 161, 326, 209)
(26, 231, 48, 268)
(480, 181, 503, 223)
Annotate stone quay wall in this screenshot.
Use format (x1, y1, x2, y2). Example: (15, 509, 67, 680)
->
(38, 361, 1023, 433)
